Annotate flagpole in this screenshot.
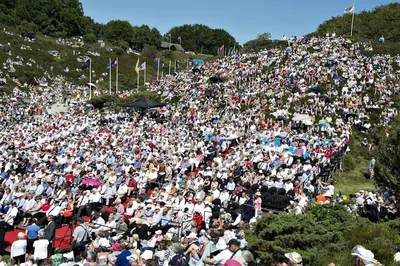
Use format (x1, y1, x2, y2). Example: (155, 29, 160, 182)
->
(156, 58, 160, 81)
(174, 60, 176, 73)
(144, 66, 146, 85)
(109, 58, 111, 95)
(137, 70, 139, 90)
(116, 58, 118, 95)
(169, 61, 171, 75)
(350, 0, 356, 37)
(89, 58, 92, 99)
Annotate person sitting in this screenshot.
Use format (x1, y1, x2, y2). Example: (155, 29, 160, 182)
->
(91, 214, 116, 236)
(31, 198, 51, 222)
(100, 180, 116, 206)
(89, 188, 102, 212)
(22, 196, 42, 226)
(37, 200, 61, 227)
(76, 191, 90, 218)
(61, 199, 74, 224)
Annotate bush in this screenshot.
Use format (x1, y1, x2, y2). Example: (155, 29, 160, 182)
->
(16, 20, 37, 38)
(84, 33, 97, 44)
(246, 204, 399, 265)
(141, 45, 157, 60)
(113, 47, 124, 56)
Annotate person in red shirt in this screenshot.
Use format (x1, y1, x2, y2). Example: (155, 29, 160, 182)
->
(65, 171, 75, 183)
(193, 211, 203, 231)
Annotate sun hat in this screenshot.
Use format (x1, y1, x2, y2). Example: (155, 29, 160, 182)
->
(285, 252, 302, 265)
(216, 238, 227, 250)
(141, 250, 153, 260)
(186, 232, 197, 239)
(351, 245, 376, 264)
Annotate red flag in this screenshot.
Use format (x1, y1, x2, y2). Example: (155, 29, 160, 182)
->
(167, 33, 172, 37)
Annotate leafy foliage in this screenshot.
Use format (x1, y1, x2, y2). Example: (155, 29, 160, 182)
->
(246, 204, 399, 265)
(166, 24, 239, 55)
(314, 3, 400, 41)
(243, 37, 287, 52)
(374, 116, 400, 194)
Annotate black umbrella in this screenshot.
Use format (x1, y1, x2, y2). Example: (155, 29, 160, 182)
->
(310, 87, 323, 94)
(209, 76, 224, 83)
(122, 96, 166, 109)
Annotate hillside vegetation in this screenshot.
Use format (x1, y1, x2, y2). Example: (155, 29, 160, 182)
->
(314, 3, 400, 42)
(0, 28, 212, 92)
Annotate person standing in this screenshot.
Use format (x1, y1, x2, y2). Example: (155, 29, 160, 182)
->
(0, 217, 10, 255)
(368, 157, 376, 180)
(25, 218, 40, 254)
(10, 232, 27, 264)
(33, 230, 49, 264)
(71, 217, 91, 261)
(44, 215, 56, 256)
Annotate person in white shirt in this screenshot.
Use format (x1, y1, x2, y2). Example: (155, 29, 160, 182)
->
(4, 202, 18, 226)
(76, 191, 90, 217)
(11, 232, 27, 264)
(33, 230, 49, 261)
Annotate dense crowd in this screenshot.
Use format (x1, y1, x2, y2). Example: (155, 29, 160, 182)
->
(0, 34, 398, 266)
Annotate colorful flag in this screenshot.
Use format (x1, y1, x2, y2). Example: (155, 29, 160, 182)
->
(112, 58, 118, 68)
(138, 62, 146, 71)
(344, 4, 354, 14)
(81, 59, 91, 70)
(135, 57, 140, 74)
(167, 33, 171, 37)
(106, 58, 118, 70)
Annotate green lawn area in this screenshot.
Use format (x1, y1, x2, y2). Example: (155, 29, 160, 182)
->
(334, 134, 377, 196)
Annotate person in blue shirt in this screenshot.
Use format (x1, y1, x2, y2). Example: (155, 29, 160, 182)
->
(115, 243, 132, 266)
(25, 218, 40, 254)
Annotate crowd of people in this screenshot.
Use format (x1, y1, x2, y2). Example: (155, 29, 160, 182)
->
(0, 33, 398, 266)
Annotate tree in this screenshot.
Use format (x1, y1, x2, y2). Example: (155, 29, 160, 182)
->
(374, 116, 400, 193)
(17, 20, 37, 38)
(104, 20, 135, 46)
(257, 32, 271, 40)
(167, 24, 239, 55)
(132, 25, 162, 51)
(246, 204, 399, 265)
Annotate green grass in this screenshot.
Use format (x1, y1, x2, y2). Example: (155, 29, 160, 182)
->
(334, 134, 376, 196)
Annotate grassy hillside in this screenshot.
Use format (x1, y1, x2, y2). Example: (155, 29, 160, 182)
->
(0, 27, 212, 93)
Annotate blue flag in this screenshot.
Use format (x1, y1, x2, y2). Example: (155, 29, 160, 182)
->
(81, 59, 91, 70)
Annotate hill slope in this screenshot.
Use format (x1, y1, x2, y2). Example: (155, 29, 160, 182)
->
(0, 28, 211, 92)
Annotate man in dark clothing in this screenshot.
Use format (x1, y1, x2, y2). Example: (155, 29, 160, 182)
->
(128, 220, 150, 240)
(44, 215, 56, 256)
(0, 217, 10, 255)
(242, 192, 255, 222)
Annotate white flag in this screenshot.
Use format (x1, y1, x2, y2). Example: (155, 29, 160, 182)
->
(138, 62, 146, 71)
(344, 4, 354, 14)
